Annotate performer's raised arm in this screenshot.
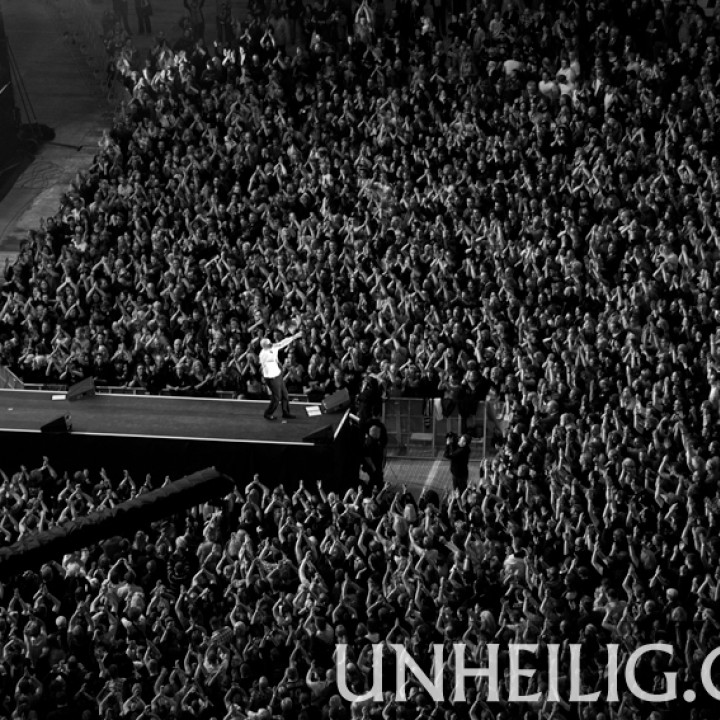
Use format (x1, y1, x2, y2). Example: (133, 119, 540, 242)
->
(272, 331, 302, 352)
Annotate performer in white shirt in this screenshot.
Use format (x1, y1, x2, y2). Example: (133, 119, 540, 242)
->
(259, 331, 302, 420)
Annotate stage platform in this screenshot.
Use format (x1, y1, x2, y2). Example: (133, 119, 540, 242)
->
(0, 390, 361, 489)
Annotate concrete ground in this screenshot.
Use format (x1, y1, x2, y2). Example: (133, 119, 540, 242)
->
(382, 457, 485, 498)
(0, 0, 106, 264)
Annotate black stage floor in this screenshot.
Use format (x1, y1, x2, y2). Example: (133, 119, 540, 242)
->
(0, 390, 328, 444)
(0, 390, 358, 488)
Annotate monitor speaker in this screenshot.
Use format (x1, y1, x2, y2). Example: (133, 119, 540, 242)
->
(67, 377, 96, 401)
(322, 388, 350, 414)
(40, 414, 72, 433)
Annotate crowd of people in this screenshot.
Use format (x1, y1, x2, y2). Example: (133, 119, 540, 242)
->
(0, 0, 717, 414)
(0, 439, 719, 720)
(0, 0, 720, 716)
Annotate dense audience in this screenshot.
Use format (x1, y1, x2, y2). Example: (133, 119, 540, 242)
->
(0, 450, 719, 720)
(0, 0, 714, 409)
(1, 0, 720, 717)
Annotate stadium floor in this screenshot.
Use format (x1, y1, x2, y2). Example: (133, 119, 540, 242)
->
(0, 0, 108, 258)
(385, 457, 484, 498)
(0, 0, 249, 257)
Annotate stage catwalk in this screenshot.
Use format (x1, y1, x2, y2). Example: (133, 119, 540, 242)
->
(0, 390, 359, 488)
(0, 390, 326, 444)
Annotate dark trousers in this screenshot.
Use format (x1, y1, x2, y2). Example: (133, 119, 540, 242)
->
(115, 3, 132, 34)
(433, 2, 446, 34)
(362, 450, 384, 490)
(137, 11, 152, 34)
(265, 375, 290, 417)
(217, 17, 232, 42)
(451, 473, 468, 493)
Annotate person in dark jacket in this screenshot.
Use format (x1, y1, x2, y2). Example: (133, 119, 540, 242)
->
(184, 0, 205, 40)
(113, 0, 132, 34)
(457, 369, 490, 436)
(135, 0, 152, 35)
(361, 422, 387, 490)
(444, 432, 471, 492)
(356, 375, 382, 426)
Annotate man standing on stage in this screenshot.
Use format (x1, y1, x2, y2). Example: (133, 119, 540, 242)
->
(259, 331, 302, 421)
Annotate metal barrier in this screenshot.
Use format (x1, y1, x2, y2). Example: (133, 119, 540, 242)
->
(382, 398, 508, 459)
(18, 383, 310, 403)
(0, 365, 24, 390)
(108, 387, 148, 395)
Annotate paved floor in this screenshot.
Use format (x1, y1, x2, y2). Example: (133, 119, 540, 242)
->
(0, 0, 107, 263)
(382, 457, 485, 499)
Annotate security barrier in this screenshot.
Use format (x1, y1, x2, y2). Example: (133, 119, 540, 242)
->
(0, 364, 24, 390)
(382, 397, 509, 459)
(21, 382, 308, 403)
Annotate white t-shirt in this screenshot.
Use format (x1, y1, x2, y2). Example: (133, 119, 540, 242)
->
(558, 80, 574, 97)
(504, 59, 522, 76)
(539, 79, 558, 99)
(259, 347, 281, 379)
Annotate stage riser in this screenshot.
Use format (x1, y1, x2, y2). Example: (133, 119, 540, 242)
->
(0, 431, 339, 490)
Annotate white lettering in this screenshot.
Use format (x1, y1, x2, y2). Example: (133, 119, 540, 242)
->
(508, 644, 541, 702)
(569, 644, 600, 702)
(336, 644, 384, 702)
(624, 643, 676, 703)
(701, 646, 720, 700)
(452, 642, 500, 702)
(391, 644, 444, 702)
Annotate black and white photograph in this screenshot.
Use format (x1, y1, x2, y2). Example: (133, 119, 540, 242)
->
(0, 0, 719, 718)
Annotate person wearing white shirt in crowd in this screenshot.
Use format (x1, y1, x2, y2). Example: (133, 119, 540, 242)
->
(258, 331, 302, 421)
(557, 72, 575, 98)
(538, 70, 559, 101)
(557, 56, 577, 84)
